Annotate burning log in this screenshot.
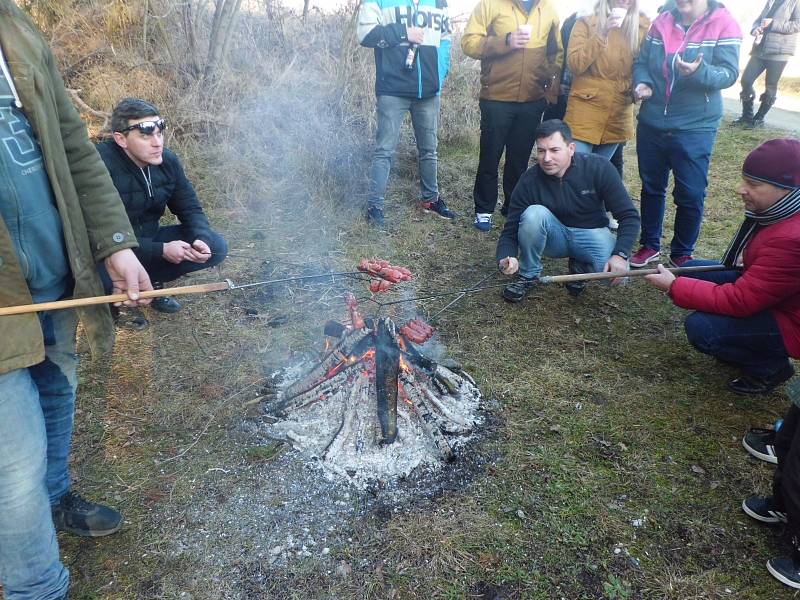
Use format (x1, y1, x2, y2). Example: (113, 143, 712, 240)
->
(273, 367, 353, 416)
(375, 319, 400, 444)
(322, 372, 369, 460)
(263, 271, 481, 485)
(400, 372, 454, 461)
(282, 328, 370, 400)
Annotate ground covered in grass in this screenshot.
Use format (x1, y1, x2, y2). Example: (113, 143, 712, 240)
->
(64, 119, 797, 599)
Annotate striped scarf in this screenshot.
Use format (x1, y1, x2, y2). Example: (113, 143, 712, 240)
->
(721, 187, 800, 268)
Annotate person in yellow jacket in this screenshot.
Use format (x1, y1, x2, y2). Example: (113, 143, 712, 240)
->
(462, 0, 562, 232)
(564, 0, 649, 160)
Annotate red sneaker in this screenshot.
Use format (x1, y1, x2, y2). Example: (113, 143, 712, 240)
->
(669, 255, 694, 268)
(630, 247, 660, 268)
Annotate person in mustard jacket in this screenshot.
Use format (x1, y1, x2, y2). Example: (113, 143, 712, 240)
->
(564, 0, 649, 160)
(462, 0, 562, 232)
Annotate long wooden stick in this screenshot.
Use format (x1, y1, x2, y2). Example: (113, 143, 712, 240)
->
(0, 281, 233, 316)
(538, 264, 730, 284)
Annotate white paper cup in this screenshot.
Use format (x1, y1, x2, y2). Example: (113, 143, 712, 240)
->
(519, 24, 532, 35)
(610, 7, 627, 22)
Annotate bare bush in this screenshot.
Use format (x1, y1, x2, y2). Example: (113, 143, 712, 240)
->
(24, 0, 480, 216)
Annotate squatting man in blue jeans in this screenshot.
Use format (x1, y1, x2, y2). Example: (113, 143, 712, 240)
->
(496, 120, 640, 301)
(0, 2, 153, 597)
(357, 0, 454, 227)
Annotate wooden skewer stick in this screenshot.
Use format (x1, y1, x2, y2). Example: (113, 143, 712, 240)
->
(0, 280, 233, 317)
(538, 264, 730, 284)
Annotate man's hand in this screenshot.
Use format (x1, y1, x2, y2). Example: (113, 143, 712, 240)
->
(644, 263, 676, 292)
(407, 27, 424, 44)
(675, 53, 703, 77)
(633, 83, 652, 101)
(162, 240, 193, 264)
(602, 254, 629, 285)
(499, 257, 519, 275)
(104, 249, 152, 307)
(507, 29, 531, 50)
(186, 239, 211, 263)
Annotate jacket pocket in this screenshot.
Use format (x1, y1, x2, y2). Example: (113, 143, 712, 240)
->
(570, 84, 605, 108)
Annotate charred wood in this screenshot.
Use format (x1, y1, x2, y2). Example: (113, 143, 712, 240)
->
(274, 368, 355, 415)
(400, 373, 454, 461)
(282, 330, 369, 399)
(375, 319, 399, 444)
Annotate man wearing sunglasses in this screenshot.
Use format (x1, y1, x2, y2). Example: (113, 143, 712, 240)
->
(97, 98, 228, 315)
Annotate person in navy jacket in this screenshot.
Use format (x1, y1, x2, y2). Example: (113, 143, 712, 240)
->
(357, 0, 453, 225)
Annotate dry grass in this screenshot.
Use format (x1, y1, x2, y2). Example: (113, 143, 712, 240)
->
(21, 1, 799, 598)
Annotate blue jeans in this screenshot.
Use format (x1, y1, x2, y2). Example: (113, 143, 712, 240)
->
(636, 123, 716, 258)
(681, 260, 791, 378)
(0, 310, 77, 599)
(368, 95, 439, 210)
(517, 205, 616, 278)
(573, 140, 619, 161)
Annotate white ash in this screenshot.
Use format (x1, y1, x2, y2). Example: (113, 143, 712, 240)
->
(260, 357, 483, 488)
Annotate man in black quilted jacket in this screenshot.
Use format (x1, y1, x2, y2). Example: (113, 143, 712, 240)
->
(98, 98, 228, 313)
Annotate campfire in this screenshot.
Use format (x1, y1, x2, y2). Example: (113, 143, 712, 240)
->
(260, 260, 482, 485)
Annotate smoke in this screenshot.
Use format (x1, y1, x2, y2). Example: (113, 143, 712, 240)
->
(216, 3, 374, 222)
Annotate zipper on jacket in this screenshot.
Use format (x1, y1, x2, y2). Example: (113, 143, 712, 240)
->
(663, 11, 710, 117)
(418, 54, 423, 98)
(140, 166, 154, 199)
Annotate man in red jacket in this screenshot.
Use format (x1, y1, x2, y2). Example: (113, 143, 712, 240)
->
(645, 138, 800, 395)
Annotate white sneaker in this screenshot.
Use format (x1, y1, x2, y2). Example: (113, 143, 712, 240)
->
(474, 213, 492, 232)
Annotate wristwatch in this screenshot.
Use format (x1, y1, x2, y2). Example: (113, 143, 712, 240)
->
(613, 251, 629, 260)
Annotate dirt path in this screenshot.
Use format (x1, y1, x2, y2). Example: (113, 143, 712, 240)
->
(723, 96, 800, 132)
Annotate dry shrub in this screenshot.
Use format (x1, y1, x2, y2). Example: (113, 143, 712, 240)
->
(26, 0, 481, 216)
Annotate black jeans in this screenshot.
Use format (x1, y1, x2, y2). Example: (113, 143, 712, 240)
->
(610, 142, 625, 179)
(473, 98, 548, 215)
(99, 224, 228, 292)
(741, 56, 788, 99)
(773, 404, 800, 548)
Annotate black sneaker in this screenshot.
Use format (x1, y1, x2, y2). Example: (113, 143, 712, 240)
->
(729, 364, 795, 395)
(742, 495, 787, 525)
(742, 427, 778, 464)
(565, 259, 591, 298)
(767, 557, 800, 589)
(503, 275, 539, 303)
(152, 295, 182, 313)
(112, 306, 149, 331)
(52, 491, 123, 537)
(421, 197, 456, 220)
(366, 206, 385, 227)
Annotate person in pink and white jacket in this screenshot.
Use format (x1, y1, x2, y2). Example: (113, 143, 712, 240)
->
(628, 0, 741, 269)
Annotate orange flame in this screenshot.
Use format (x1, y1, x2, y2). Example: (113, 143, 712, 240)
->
(324, 349, 376, 380)
(398, 384, 414, 407)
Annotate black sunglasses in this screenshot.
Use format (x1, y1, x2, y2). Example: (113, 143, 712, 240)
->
(119, 118, 167, 135)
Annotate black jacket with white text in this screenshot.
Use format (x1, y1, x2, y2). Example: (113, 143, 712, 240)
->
(496, 153, 640, 262)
